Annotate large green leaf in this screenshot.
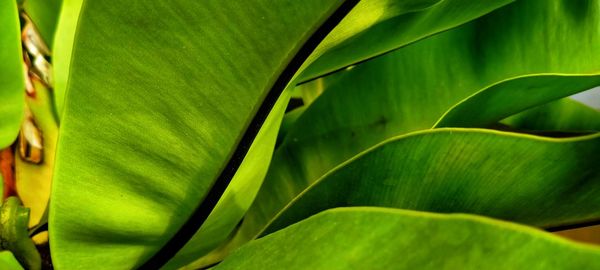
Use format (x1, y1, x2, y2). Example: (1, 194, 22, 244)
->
(0, 0, 24, 148)
(48, 1, 353, 269)
(300, 0, 515, 81)
(217, 207, 600, 270)
(244, 0, 600, 244)
(22, 0, 63, 47)
(162, 91, 291, 269)
(502, 97, 600, 132)
(261, 129, 600, 236)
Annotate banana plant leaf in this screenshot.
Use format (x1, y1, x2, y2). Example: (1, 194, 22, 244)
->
(216, 207, 600, 270)
(22, 0, 62, 47)
(162, 91, 291, 269)
(260, 129, 600, 236)
(0, 0, 24, 149)
(47, 1, 355, 269)
(0, 251, 24, 270)
(435, 75, 600, 128)
(243, 0, 600, 245)
(502, 97, 600, 132)
(299, 0, 515, 81)
(52, 0, 83, 118)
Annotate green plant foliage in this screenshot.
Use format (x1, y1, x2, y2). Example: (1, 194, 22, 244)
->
(52, 0, 83, 118)
(260, 130, 600, 235)
(0, 251, 24, 270)
(0, 197, 41, 270)
(0, 0, 24, 149)
(48, 1, 351, 269)
(300, 0, 515, 81)
(216, 208, 600, 270)
(22, 0, 63, 47)
(502, 98, 600, 132)
(162, 91, 291, 269)
(244, 0, 600, 245)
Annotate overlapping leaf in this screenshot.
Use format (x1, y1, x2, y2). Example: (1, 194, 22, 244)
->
(0, 0, 24, 148)
(502, 98, 600, 132)
(217, 208, 600, 270)
(22, 0, 63, 47)
(48, 1, 349, 269)
(162, 92, 291, 269)
(262, 130, 600, 235)
(300, 0, 515, 81)
(244, 0, 600, 244)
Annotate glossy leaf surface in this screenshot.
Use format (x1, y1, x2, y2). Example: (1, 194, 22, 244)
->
(218, 208, 600, 270)
(48, 1, 348, 269)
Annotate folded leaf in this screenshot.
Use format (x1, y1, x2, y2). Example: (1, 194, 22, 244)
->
(263, 129, 600, 235)
(48, 1, 352, 269)
(217, 207, 600, 270)
(0, 0, 24, 148)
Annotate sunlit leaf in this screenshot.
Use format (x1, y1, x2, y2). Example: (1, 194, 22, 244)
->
(262, 130, 600, 235)
(48, 1, 352, 269)
(217, 207, 600, 270)
(0, 0, 25, 148)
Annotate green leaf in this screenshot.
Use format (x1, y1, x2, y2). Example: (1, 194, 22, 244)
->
(435, 75, 600, 128)
(300, 0, 515, 81)
(0, 0, 24, 148)
(244, 0, 600, 244)
(48, 1, 353, 269)
(0, 197, 41, 270)
(22, 0, 63, 47)
(502, 97, 600, 132)
(262, 129, 600, 236)
(217, 207, 600, 270)
(162, 91, 291, 269)
(0, 251, 24, 270)
(52, 0, 83, 118)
